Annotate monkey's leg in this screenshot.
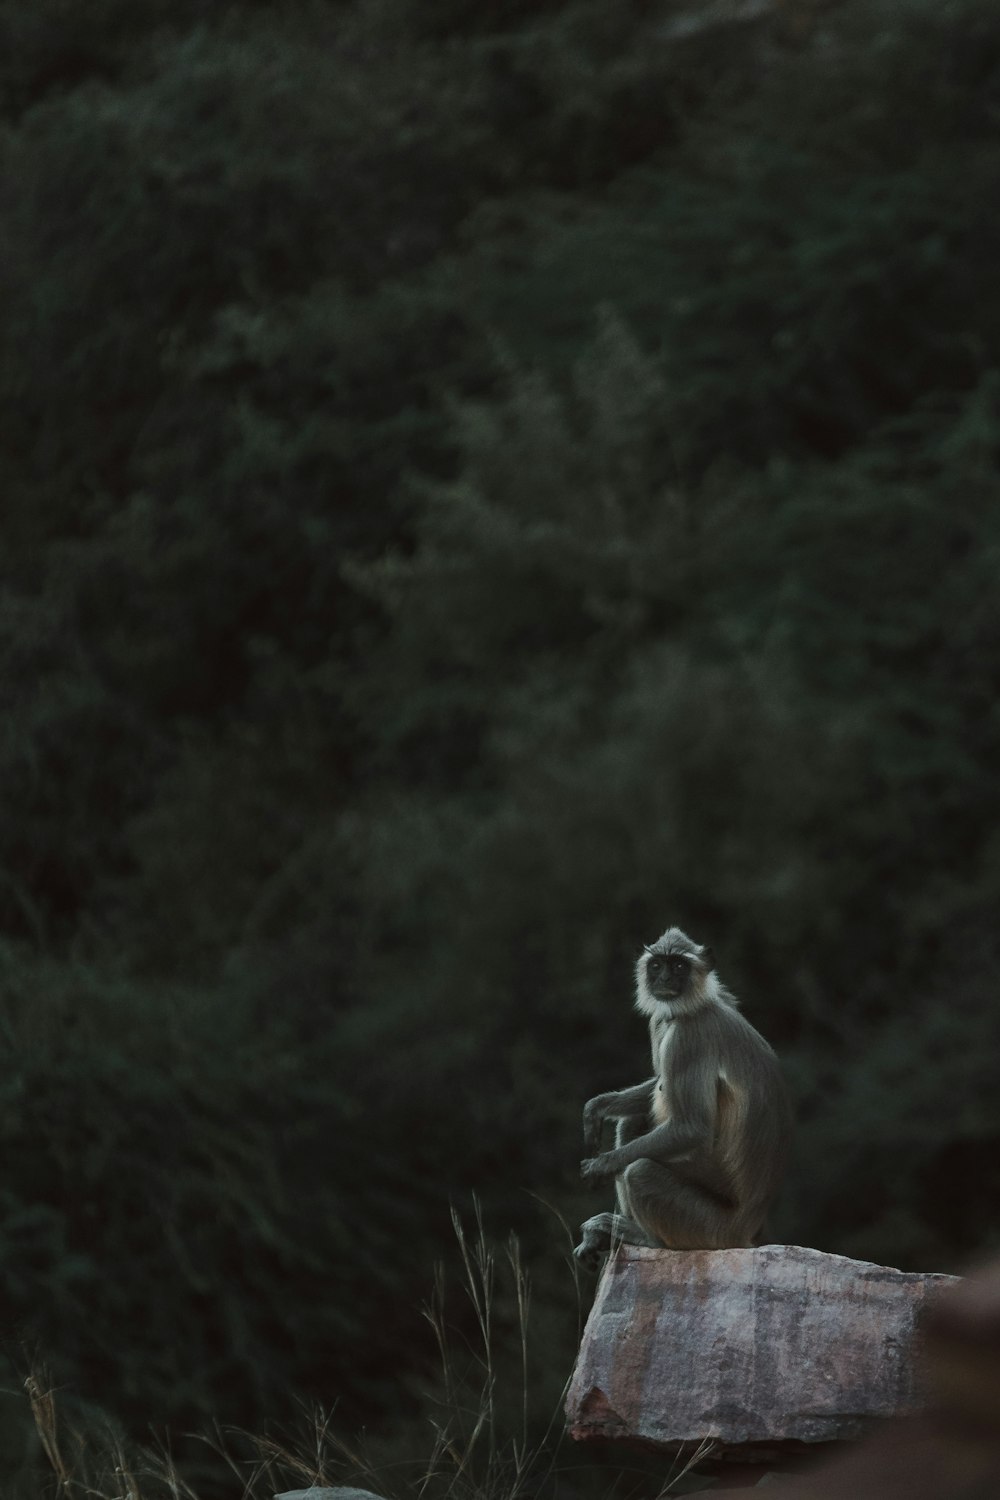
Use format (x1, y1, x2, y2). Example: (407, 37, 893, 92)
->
(614, 1116, 648, 1216)
(620, 1158, 747, 1251)
(573, 1210, 660, 1271)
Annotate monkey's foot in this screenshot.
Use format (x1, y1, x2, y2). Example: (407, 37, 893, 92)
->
(574, 1211, 663, 1270)
(574, 1212, 616, 1271)
(574, 1239, 605, 1272)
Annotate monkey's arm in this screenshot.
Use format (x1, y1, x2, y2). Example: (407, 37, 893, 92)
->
(582, 1080, 656, 1151)
(581, 1056, 715, 1181)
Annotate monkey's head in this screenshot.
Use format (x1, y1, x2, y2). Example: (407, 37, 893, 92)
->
(635, 927, 717, 1019)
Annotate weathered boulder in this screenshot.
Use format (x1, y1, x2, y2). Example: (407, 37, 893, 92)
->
(714, 1258, 1000, 1497)
(566, 1244, 956, 1457)
(275, 1489, 385, 1500)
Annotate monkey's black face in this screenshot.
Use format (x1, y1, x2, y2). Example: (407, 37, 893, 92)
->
(644, 951, 692, 999)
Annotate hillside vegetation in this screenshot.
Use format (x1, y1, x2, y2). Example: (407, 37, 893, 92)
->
(2, 0, 1000, 1489)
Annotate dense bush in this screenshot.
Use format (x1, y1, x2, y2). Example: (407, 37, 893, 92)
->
(2, 0, 1000, 1490)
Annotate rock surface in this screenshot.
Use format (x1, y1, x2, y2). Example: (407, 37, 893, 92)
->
(566, 1243, 956, 1455)
(275, 1489, 386, 1500)
(721, 1256, 1000, 1497)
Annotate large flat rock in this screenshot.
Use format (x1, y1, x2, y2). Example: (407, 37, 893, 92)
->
(566, 1244, 956, 1454)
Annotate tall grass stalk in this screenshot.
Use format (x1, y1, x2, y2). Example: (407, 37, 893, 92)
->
(24, 1205, 713, 1499)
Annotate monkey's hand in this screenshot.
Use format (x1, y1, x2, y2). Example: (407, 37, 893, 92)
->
(580, 1154, 619, 1183)
(582, 1097, 608, 1152)
(582, 1081, 657, 1150)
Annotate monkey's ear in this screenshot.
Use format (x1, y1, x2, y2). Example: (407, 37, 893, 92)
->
(701, 946, 716, 972)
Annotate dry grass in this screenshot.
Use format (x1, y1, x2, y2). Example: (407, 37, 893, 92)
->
(17, 1206, 715, 1500)
(19, 1365, 200, 1500)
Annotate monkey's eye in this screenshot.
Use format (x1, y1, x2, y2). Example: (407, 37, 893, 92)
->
(646, 953, 689, 977)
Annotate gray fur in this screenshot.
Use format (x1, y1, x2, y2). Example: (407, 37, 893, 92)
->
(575, 928, 791, 1267)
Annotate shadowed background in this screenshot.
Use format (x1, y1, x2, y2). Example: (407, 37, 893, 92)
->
(1, 0, 1000, 1491)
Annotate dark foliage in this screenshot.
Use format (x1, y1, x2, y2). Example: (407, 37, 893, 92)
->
(2, 0, 1000, 1490)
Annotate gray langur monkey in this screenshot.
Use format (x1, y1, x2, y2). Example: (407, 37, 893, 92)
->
(574, 927, 791, 1267)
